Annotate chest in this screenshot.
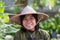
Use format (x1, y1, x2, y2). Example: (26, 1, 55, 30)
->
(19, 32, 45, 40)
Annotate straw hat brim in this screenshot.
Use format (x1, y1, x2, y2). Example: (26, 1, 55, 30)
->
(10, 12, 49, 25)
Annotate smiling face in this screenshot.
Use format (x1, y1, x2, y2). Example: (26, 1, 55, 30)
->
(22, 14, 36, 31)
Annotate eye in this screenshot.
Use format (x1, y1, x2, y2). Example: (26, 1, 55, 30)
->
(30, 17, 34, 19)
(24, 18, 27, 20)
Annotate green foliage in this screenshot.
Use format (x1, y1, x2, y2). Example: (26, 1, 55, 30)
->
(0, 13, 9, 24)
(40, 13, 60, 37)
(40, 0, 46, 7)
(0, 1, 5, 13)
(55, 0, 60, 6)
(32, 0, 60, 10)
(0, 24, 20, 40)
(12, 7, 20, 14)
(0, 13, 20, 40)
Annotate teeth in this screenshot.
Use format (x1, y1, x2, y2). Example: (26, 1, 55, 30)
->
(27, 24, 32, 27)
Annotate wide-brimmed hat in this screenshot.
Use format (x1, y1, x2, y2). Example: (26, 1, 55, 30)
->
(10, 6, 49, 25)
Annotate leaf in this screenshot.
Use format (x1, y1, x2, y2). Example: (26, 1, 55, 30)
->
(0, 1, 5, 13)
(50, 0, 55, 7)
(0, 14, 9, 23)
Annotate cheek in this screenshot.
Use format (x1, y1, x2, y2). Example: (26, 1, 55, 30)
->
(22, 21, 25, 25)
(22, 20, 27, 27)
(32, 20, 36, 25)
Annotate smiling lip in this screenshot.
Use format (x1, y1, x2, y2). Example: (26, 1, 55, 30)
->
(26, 24, 32, 27)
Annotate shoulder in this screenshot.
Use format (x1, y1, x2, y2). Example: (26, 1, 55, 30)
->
(38, 29, 50, 40)
(14, 30, 23, 40)
(38, 29, 49, 35)
(14, 30, 21, 36)
(39, 29, 48, 34)
(15, 29, 23, 35)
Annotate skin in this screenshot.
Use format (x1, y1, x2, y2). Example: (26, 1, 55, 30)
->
(22, 14, 36, 31)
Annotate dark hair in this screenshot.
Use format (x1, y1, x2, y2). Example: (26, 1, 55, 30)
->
(20, 14, 39, 32)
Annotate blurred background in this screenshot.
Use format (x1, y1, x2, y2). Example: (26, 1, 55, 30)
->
(0, 0, 60, 40)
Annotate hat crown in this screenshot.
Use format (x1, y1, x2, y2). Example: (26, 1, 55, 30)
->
(21, 6, 37, 14)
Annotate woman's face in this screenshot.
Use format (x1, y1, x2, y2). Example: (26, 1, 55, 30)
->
(22, 14, 36, 31)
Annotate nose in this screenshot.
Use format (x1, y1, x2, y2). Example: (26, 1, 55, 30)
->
(27, 19, 31, 23)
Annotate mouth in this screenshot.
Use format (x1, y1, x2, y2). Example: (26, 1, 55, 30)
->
(26, 23, 32, 27)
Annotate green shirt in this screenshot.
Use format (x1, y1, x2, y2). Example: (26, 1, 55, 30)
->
(14, 29, 50, 40)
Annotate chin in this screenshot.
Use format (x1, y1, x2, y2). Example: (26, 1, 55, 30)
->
(27, 28, 34, 30)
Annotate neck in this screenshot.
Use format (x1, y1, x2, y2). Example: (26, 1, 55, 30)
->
(21, 26, 39, 32)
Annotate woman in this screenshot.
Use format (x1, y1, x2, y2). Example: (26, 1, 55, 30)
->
(10, 6, 50, 40)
